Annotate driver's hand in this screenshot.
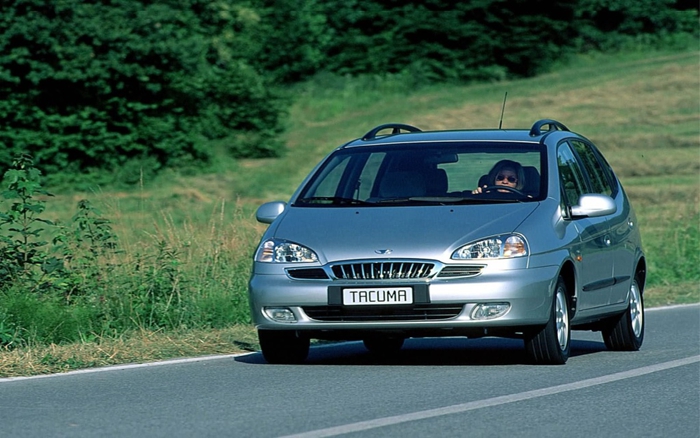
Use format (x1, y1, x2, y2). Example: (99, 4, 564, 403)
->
(471, 186, 484, 194)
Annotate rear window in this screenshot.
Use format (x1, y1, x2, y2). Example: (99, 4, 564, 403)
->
(295, 142, 545, 207)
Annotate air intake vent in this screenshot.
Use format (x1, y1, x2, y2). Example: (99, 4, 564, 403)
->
(302, 304, 464, 322)
(437, 265, 484, 278)
(286, 268, 329, 280)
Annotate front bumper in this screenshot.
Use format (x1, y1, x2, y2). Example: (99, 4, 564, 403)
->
(248, 261, 560, 338)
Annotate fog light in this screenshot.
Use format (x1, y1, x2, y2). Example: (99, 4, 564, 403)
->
(471, 303, 510, 320)
(264, 307, 297, 323)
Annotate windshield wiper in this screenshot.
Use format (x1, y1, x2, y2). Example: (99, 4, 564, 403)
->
(460, 197, 524, 204)
(374, 197, 462, 205)
(374, 196, 518, 205)
(296, 196, 372, 206)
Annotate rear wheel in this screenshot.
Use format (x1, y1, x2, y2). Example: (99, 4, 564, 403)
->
(363, 337, 405, 356)
(525, 276, 570, 365)
(603, 277, 644, 351)
(258, 330, 310, 364)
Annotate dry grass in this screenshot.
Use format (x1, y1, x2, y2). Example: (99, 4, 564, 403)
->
(0, 326, 258, 378)
(644, 283, 700, 307)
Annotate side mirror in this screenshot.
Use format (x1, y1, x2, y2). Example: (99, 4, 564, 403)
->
(255, 201, 286, 224)
(570, 194, 616, 218)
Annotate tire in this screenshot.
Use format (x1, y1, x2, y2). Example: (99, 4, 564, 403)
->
(525, 276, 570, 365)
(258, 330, 310, 364)
(603, 277, 644, 351)
(363, 337, 405, 356)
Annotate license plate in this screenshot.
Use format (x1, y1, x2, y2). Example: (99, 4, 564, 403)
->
(342, 287, 413, 306)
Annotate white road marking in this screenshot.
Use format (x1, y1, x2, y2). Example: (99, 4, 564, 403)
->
(0, 304, 696, 383)
(279, 355, 700, 438)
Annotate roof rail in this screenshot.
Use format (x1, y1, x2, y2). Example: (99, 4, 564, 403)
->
(362, 123, 422, 141)
(529, 119, 569, 136)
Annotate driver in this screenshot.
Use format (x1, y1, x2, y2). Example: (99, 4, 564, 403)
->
(472, 159, 525, 194)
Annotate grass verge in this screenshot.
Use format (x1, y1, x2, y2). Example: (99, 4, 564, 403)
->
(0, 326, 258, 378)
(1, 47, 698, 377)
(1, 298, 695, 378)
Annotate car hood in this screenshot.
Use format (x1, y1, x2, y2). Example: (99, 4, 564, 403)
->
(271, 203, 540, 263)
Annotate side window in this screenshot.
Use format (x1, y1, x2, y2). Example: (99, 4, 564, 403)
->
(570, 140, 613, 196)
(557, 143, 587, 206)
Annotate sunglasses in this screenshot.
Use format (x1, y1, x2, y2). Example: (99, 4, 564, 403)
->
(496, 174, 517, 183)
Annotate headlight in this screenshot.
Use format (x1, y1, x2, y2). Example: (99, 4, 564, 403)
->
(256, 239, 318, 263)
(452, 234, 528, 260)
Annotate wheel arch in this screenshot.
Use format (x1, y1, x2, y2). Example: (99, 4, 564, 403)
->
(635, 256, 647, 294)
(558, 260, 577, 318)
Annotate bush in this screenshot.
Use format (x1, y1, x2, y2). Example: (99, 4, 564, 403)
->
(254, 0, 331, 84)
(258, 0, 697, 84)
(574, 0, 699, 51)
(0, 0, 286, 185)
(1, 0, 696, 185)
(284, 0, 578, 81)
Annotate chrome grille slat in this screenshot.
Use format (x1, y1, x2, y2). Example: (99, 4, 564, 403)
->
(331, 261, 435, 280)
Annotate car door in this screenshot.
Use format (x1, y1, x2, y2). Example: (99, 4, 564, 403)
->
(557, 142, 613, 311)
(569, 140, 634, 306)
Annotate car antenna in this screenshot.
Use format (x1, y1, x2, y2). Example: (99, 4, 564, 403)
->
(498, 91, 508, 129)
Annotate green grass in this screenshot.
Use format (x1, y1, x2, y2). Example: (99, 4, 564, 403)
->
(1, 47, 698, 376)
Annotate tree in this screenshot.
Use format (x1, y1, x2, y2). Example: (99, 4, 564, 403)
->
(0, 0, 286, 184)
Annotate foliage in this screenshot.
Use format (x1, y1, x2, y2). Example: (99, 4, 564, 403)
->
(0, 154, 61, 289)
(0, 0, 286, 186)
(260, 0, 697, 83)
(316, 0, 577, 81)
(575, 0, 699, 51)
(0, 155, 252, 349)
(254, 0, 331, 83)
(0, 0, 695, 185)
(0, 155, 125, 299)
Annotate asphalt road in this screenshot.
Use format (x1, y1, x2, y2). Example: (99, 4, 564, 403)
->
(1, 304, 698, 438)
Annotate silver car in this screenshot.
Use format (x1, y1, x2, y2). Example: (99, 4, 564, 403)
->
(249, 119, 646, 365)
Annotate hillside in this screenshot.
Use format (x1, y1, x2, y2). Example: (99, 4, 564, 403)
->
(1, 48, 697, 377)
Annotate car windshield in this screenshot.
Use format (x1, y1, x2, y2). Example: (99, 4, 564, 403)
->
(295, 142, 545, 207)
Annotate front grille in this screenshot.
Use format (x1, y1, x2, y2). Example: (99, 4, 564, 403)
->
(331, 262, 435, 280)
(302, 304, 464, 322)
(437, 265, 484, 278)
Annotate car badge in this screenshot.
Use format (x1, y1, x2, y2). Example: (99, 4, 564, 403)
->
(374, 249, 393, 255)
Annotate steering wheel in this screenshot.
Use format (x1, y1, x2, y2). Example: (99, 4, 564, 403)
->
(481, 185, 526, 196)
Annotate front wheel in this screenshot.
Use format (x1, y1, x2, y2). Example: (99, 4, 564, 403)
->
(603, 277, 644, 351)
(525, 276, 570, 365)
(258, 330, 310, 364)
